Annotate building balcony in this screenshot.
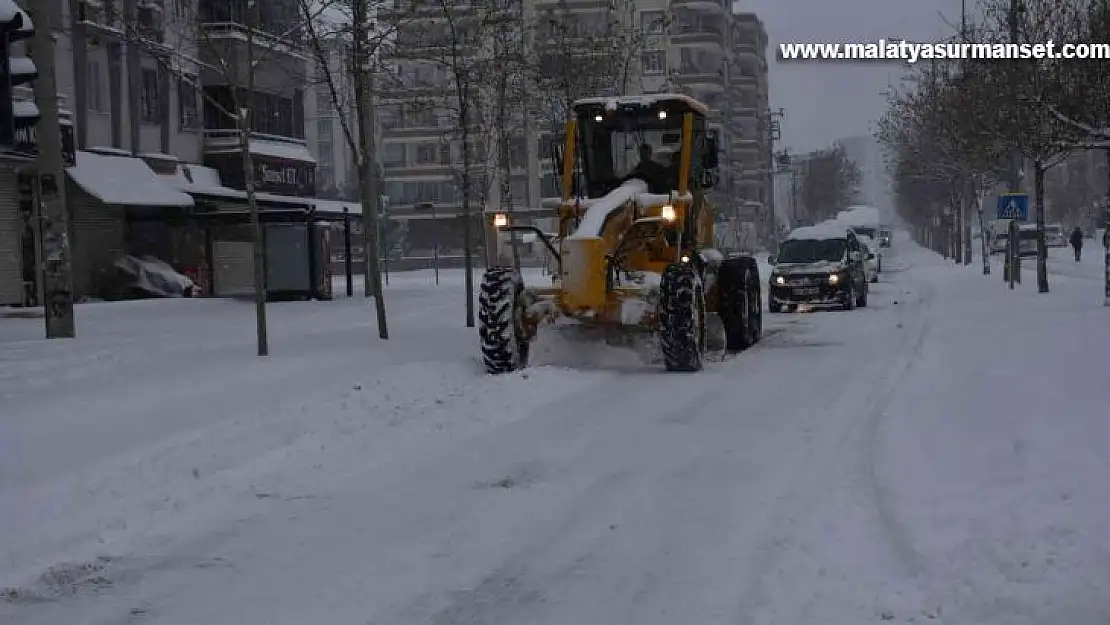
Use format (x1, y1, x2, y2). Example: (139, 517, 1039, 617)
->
(671, 19, 726, 46)
(203, 129, 311, 159)
(735, 43, 763, 58)
(675, 68, 726, 92)
(199, 22, 308, 60)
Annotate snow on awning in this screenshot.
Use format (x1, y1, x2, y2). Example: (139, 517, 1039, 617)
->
(67, 150, 195, 207)
(206, 139, 317, 164)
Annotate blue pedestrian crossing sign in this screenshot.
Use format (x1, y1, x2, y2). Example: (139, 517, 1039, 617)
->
(996, 193, 1029, 220)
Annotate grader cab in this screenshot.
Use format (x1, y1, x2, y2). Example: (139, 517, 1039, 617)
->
(478, 93, 763, 373)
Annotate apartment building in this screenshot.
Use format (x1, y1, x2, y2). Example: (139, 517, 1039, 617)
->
(0, 0, 359, 304)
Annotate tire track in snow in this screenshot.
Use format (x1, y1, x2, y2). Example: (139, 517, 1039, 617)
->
(732, 273, 941, 624)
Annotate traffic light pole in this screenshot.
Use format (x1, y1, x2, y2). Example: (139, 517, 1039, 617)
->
(28, 0, 75, 337)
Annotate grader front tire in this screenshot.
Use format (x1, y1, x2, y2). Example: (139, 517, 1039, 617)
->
(478, 267, 529, 374)
(658, 263, 706, 372)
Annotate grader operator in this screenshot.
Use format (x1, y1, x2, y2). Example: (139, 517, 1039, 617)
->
(478, 94, 763, 374)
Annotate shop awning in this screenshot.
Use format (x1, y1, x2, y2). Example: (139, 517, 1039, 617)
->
(66, 150, 194, 207)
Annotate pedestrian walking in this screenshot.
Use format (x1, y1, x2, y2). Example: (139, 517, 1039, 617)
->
(1070, 226, 1084, 262)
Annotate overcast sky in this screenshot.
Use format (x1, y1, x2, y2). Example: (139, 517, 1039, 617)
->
(740, 0, 966, 152)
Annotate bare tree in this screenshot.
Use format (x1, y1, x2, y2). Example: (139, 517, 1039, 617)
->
(528, 0, 664, 154)
(115, 0, 326, 355)
(391, 0, 518, 328)
(977, 0, 1090, 291)
(298, 0, 410, 339)
(794, 144, 861, 223)
(878, 52, 1008, 273)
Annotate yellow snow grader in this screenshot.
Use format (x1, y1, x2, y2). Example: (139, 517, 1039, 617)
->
(479, 93, 763, 373)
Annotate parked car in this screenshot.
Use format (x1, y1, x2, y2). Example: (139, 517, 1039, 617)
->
(878, 228, 893, 247)
(767, 224, 869, 312)
(990, 231, 1009, 255)
(1045, 224, 1067, 247)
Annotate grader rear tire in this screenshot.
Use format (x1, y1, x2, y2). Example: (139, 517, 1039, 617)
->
(658, 263, 706, 372)
(717, 256, 762, 350)
(478, 267, 529, 374)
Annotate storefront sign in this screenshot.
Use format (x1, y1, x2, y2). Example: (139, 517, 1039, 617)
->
(7, 123, 77, 167)
(206, 152, 315, 197)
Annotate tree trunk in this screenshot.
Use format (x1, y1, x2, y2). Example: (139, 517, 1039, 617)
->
(352, 3, 388, 338)
(460, 93, 475, 328)
(495, 60, 519, 270)
(242, 19, 268, 356)
(1035, 160, 1048, 293)
(976, 190, 990, 275)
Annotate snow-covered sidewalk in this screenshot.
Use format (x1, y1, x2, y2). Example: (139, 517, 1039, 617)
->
(881, 249, 1110, 623)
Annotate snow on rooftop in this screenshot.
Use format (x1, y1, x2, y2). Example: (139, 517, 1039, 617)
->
(572, 93, 710, 116)
(140, 152, 180, 162)
(786, 222, 853, 240)
(67, 151, 195, 208)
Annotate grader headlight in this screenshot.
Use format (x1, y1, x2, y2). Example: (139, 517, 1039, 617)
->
(660, 205, 676, 222)
(493, 213, 508, 228)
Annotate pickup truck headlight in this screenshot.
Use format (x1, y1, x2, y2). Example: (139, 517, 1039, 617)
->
(827, 273, 841, 284)
(773, 274, 786, 286)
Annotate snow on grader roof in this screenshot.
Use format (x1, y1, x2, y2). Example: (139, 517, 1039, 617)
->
(571, 94, 710, 116)
(787, 223, 856, 241)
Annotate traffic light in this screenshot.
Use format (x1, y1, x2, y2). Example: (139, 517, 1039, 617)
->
(1, 0, 37, 148)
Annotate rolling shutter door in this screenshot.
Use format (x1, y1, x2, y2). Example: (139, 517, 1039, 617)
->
(67, 188, 125, 300)
(212, 240, 254, 297)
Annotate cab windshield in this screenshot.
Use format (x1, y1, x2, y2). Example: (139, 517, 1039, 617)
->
(777, 238, 847, 264)
(853, 226, 877, 238)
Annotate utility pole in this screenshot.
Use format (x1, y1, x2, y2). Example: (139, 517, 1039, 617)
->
(1006, 0, 1023, 285)
(123, 0, 139, 154)
(960, 0, 973, 265)
(22, 0, 75, 338)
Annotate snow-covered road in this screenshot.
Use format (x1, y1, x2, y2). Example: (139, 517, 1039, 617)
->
(3, 237, 1108, 624)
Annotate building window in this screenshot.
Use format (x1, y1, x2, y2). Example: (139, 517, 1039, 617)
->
(178, 76, 198, 129)
(318, 165, 335, 190)
(140, 68, 161, 124)
(640, 10, 665, 34)
(383, 142, 405, 168)
(641, 51, 665, 75)
(88, 59, 105, 112)
(317, 118, 333, 138)
(317, 140, 333, 166)
(415, 143, 438, 165)
(316, 89, 334, 115)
